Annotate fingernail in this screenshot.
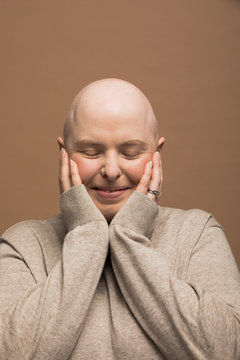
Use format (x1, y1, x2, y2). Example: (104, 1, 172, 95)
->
(70, 159, 77, 172)
(155, 151, 160, 158)
(148, 161, 152, 168)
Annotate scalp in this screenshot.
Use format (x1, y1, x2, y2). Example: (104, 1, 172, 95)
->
(64, 78, 159, 148)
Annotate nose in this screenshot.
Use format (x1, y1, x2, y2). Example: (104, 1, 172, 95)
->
(100, 152, 122, 181)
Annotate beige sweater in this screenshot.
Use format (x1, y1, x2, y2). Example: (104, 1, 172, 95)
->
(0, 184, 240, 359)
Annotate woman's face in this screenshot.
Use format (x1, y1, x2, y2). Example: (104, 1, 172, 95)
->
(68, 111, 158, 223)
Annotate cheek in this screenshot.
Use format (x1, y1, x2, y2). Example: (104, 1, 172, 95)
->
(124, 159, 147, 184)
(71, 155, 150, 184)
(73, 158, 97, 183)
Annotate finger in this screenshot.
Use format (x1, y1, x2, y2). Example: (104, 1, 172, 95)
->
(148, 151, 162, 195)
(70, 159, 82, 186)
(58, 147, 64, 193)
(59, 148, 72, 193)
(136, 161, 155, 200)
(159, 165, 163, 192)
(57, 137, 64, 186)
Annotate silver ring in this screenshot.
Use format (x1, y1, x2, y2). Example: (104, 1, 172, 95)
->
(147, 188, 161, 198)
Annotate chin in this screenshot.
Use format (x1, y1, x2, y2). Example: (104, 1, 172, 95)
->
(88, 189, 133, 222)
(100, 202, 124, 223)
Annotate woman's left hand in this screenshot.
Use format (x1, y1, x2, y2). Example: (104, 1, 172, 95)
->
(135, 151, 163, 205)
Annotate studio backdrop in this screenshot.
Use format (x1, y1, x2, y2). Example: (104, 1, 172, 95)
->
(0, 0, 239, 267)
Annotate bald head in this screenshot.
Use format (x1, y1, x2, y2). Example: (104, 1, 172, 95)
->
(64, 78, 159, 150)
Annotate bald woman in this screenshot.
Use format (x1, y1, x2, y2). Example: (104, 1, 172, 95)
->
(0, 79, 240, 360)
(58, 78, 165, 221)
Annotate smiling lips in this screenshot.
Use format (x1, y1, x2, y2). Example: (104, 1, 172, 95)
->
(92, 187, 131, 199)
(92, 186, 131, 192)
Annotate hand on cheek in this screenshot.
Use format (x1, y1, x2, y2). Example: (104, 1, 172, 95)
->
(135, 152, 162, 204)
(59, 147, 82, 194)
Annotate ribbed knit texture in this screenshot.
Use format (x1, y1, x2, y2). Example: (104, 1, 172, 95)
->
(0, 185, 240, 359)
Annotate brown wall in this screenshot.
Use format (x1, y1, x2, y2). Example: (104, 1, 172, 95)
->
(1, 0, 240, 267)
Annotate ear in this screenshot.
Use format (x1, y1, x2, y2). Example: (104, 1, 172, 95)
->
(157, 137, 165, 153)
(57, 136, 65, 150)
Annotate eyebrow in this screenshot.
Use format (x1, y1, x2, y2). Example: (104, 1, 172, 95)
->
(72, 139, 149, 149)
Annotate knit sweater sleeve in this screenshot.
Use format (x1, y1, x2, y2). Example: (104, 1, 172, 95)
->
(109, 191, 240, 360)
(0, 184, 108, 360)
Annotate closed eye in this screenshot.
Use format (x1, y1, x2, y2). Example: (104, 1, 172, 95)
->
(122, 153, 140, 158)
(81, 151, 140, 158)
(82, 151, 100, 156)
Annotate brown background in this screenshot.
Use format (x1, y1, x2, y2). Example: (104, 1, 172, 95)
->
(0, 0, 240, 267)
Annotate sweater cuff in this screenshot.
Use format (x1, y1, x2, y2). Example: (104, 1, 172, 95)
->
(110, 190, 159, 238)
(60, 184, 106, 231)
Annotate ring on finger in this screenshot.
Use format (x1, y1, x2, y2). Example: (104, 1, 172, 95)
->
(147, 188, 161, 199)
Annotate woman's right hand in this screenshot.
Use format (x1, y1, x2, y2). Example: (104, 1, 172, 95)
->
(58, 137, 82, 194)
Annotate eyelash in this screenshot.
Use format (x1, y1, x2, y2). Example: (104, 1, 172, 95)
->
(82, 152, 140, 158)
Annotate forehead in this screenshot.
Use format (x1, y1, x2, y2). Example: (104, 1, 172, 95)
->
(76, 98, 151, 135)
(71, 112, 155, 147)
(72, 138, 150, 152)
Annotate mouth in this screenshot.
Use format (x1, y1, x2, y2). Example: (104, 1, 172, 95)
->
(91, 187, 131, 192)
(91, 187, 132, 199)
